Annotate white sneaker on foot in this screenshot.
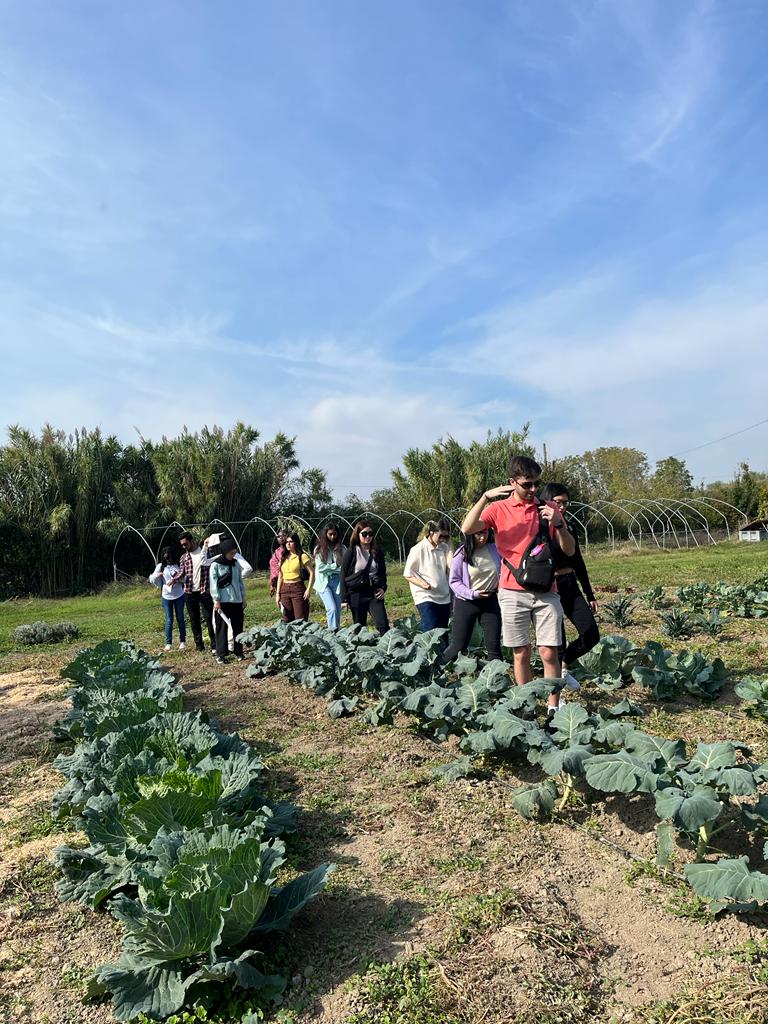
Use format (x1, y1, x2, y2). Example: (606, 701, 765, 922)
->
(179, 641, 186, 651)
(164, 644, 172, 651)
(561, 666, 580, 691)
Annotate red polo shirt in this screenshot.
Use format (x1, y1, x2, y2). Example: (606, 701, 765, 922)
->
(481, 497, 559, 592)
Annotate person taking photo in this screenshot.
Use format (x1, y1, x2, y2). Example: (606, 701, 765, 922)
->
(538, 482, 599, 690)
(403, 518, 453, 631)
(461, 455, 575, 721)
(149, 546, 187, 651)
(340, 521, 389, 634)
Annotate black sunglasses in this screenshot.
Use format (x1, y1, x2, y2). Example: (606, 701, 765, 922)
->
(360, 530, 373, 537)
(516, 479, 540, 490)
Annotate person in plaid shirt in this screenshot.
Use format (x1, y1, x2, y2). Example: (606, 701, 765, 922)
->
(269, 529, 288, 597)
(179, 531, 215, 652)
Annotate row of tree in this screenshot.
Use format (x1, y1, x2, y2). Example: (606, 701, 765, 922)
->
(1, 422, 765, 597)
(0, 424, 331, 597)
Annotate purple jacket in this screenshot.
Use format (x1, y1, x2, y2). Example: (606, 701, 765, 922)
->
(449, 543, 501, 602)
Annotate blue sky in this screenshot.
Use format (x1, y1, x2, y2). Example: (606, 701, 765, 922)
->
(1, 0, 767, 498)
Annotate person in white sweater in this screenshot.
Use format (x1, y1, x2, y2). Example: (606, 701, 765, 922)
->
(149, 546, 187, 651)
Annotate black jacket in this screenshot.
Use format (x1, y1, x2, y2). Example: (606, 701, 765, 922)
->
(340, 546, 388, 601)
(552, 517, 595, 602)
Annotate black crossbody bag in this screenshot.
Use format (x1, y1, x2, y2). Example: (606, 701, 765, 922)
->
(502, 508, 556, 592)
(344, 552, 374, 592)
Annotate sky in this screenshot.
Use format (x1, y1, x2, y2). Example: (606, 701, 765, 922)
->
(1, 0, 767, 499)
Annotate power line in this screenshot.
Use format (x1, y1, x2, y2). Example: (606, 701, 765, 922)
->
(673, 417, 768, 457)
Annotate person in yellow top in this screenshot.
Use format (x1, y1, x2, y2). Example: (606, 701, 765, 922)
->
(275, 532, 315, 622)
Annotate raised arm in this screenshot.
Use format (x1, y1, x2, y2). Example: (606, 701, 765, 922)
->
(461, 484, 514, 534)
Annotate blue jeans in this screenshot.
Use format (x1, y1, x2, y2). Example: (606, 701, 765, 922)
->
(417, 601, 451, 631)
(318, 575, 342, 629)
(162, 596, 187, 644)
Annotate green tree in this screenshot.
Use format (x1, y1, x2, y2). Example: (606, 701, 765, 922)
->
(651, 456, 694, 497)
(376, 426, 535, 513)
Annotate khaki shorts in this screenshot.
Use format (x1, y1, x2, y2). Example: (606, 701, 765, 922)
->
(498, 588, 563, 648)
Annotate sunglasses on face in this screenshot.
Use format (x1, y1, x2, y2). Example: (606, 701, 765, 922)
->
(516, 479, 540, 490)
(360, 530, 373, 538)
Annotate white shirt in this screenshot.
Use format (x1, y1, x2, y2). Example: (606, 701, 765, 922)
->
(149, 564, 184, 600)
(189, 546, 206, 591)
(404, 538, 452, 605)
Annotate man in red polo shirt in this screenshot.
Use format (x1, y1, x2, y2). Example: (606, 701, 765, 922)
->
(461, 455, 575, 717)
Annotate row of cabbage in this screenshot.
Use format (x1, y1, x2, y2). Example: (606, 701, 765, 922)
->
(52, 640, 333, 1022)
(676, 572, 768, 620)
(240, 620, 768, 915)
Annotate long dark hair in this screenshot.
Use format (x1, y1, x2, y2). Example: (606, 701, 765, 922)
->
(160, 546, 176, 566)
(315, 522, 343, 565)
(350, 520, 379, 553)
(460, 528, 494, 567)
(280, 532, 304, 563)
(539, 482, 570, 503)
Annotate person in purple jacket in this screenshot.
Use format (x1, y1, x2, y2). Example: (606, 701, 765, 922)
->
(440, 528, 502, 664)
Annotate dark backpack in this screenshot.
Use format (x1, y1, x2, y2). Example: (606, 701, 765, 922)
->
(502, 509, 555, 592)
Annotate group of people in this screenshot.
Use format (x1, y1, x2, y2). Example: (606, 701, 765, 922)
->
(149, 531, 252, 664)
(148, 456, 601, 715)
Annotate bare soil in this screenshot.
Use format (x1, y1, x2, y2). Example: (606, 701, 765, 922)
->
(2, 648, 767, 1024)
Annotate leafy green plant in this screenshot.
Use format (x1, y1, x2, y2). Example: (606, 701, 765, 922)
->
(602, 595, 636, 629)
(640, 586, 667, 610)
(735, 676, 768, 720)
(632, 643, 727, 701)
(52, 641, 333, 1021)
(696, 608, 726, 637)
(659, 608, 695, 639)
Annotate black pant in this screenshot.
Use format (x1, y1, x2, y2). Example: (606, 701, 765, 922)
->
(348, 586, 389, 635)
(186, 591, 214, 650)
(214, 602, 245, 659)
(441, 594, 502, 664)
(557, 572, 599, 665)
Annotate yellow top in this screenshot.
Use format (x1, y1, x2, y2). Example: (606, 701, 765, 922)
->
(280, 552, 312, 582)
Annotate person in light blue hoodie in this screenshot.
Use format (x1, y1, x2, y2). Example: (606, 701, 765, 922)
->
(149, 546, 187, 651)
(440, 529, 502, 664)
(313, 522, 346, 629)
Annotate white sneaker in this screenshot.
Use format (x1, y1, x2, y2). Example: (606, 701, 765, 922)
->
(561, 666, 580, 691)
(164, 644, 172, 652)
(179, 642, 186, 651)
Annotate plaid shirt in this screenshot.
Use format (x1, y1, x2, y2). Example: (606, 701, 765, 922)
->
(179, 550, 210, 595)
(269, 546, 285, 586)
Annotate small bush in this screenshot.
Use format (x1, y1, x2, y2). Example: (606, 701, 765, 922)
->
(12, 620, 80, 646)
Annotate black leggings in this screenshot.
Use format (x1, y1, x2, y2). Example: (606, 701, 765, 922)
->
(214, 602, 245, 659)
(348, 587, 389, 635)
(557, 572, 599, 665)
(441, 594, 502, 664)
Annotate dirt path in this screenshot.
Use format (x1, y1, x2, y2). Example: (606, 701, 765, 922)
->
(183, 659, 768, 1023)
(2, 651, 767, 1024)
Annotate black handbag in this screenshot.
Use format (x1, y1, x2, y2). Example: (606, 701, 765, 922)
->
(502, 510, 556, 592)
(344, 553, 373, 592)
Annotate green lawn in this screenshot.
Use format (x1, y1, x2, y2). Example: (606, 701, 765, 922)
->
(0, 541, 765, 670)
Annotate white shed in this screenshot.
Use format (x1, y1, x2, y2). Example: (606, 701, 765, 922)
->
(738, 519, 768, 542)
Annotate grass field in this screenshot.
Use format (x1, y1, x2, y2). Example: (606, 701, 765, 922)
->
(2, 541, 768, 1024)
(1, 541, 765, 667)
